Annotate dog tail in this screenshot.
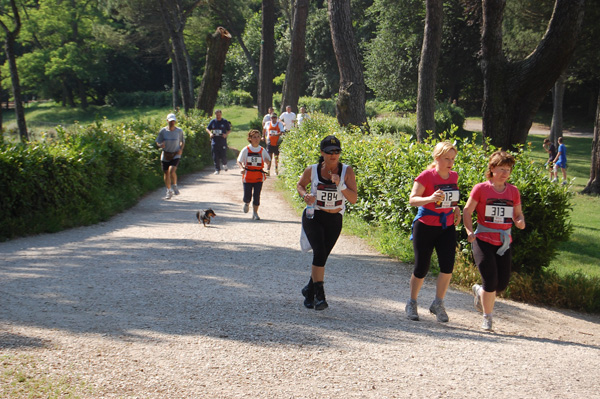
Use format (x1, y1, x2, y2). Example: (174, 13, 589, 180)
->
(196, 211, 200, 222)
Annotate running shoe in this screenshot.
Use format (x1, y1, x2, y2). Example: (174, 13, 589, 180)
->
(172, 184, 180, 195)
(472, 284, 483, 313)
(243, 203, 249, 213)
(482, 314, 493, 331)
(164, 189, 173, 200)
(405, 299, 419, 321)
(213, 170, 220, 175)
(252, 212, 260, 220)
(429, 299, 449, 322)
(223, 164, 228, 171)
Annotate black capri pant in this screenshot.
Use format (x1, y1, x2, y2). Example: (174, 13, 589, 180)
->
(243, 182, 263, 206)
(472, 238, 512, 293)
(412, 220, 456, 278)
(302, 209, 343, 267)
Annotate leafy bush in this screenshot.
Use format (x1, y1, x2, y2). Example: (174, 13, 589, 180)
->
(366, 99, 417, 114)
(217, 89, 254, 107)
(297, 96, 336, 116)
(281, 113, 573, 276)
(0, 112, 212, 240)
(281, 113, 594, 311)
(105, 91, 171, 107)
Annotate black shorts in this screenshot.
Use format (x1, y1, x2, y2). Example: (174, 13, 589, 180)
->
(267, 144, 279, 156)
(161, 158, 180, 172)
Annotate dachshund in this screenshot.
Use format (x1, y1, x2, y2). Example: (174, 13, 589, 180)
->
(196, 208, 216, 226)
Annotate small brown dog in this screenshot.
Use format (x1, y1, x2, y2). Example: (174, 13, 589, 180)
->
(196, 209, 216, 226)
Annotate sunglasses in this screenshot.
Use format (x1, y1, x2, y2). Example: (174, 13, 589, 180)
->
(324, 149, 341, 155)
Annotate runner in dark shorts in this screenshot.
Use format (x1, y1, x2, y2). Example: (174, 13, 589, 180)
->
(162, 158, 180, 172)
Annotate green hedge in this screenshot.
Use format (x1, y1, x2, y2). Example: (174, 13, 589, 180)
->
(217, 90, 254, 107)
(278, 113, 600, 312)
(0, 111, 212, 240)
(281, 114, 572, 274)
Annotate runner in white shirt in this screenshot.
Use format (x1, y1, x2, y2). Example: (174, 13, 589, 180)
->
(279, 105, 297, 131)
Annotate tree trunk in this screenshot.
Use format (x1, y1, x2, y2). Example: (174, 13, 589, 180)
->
(196, 27, 233, 116)
(280, 0, 309, 114)
(77, 78, 88, 109)
(0, 0, 28, 142)
(416, 0, 444, 142)
(582, 88, 600, 194)
(481, 0, 585, 150)
(550, 71, 566, 145)
(258, 0, 275, 117)
(327, 0, 367, 128)
(172, 61, 181, 110)
(159, 0, 195, 113)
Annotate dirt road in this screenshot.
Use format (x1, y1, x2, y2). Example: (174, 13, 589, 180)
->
(1, 167, 599, 398)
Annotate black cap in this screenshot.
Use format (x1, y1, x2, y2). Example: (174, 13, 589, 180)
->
(320, 135, 341, 152)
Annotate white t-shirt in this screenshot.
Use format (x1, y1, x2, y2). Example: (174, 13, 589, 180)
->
(237, 144, 272, 164)
(280, 112, 296, 130)
(297, 113, 309, 126)
(262, 114, 272, 125)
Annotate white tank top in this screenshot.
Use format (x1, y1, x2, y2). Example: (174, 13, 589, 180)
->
(310, 163, 348, 215)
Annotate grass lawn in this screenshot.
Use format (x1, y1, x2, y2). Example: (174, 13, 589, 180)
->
(469, 121, 600, 278)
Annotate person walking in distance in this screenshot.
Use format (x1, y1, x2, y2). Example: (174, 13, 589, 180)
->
(296, 135, 357, 310)
(406, 141, 461, 322)
(156, 113, 185, 200)
(463, 151, 526, 331)
(263, 112, 285, 176)
(552, 136, 568, 185)
(206, 109, 231, 175)
(297, 106, 310, 127)
(237, 130, 271, 220)
(543, 138, 557, 181)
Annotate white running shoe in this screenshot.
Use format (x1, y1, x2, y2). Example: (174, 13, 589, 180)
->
(482, 314, 493, 331)
(172, 184, 180, 195)
(252, 212, 260, 220)
(213, 170, 220, 175)
(223, 164, 228, 171)
(472, 284, 483, 313)
(164, 189, 173, 200)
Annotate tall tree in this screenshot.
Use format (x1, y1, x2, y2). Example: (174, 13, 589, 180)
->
(480, 0, 585, 150)
(257, 0, 275, 117)
(549, 71, 566, 144)
(196, 27, 232, 116)
(208, 0, 258, 78)
(0, 0, 27, 142)
(582, 89, 600, 194)
(280, 0, 308, 113)
(327, 0, 367, 128)
(416, 0, 443, 141)
(158, 0, 201, 113)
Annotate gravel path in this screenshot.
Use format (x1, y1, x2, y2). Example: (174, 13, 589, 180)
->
(1, 167, 599, 398)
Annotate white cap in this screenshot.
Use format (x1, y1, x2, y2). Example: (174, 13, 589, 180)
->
(166, 113, 177, 121)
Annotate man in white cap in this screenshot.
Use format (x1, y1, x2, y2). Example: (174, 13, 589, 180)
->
(156, 113, 185, 199)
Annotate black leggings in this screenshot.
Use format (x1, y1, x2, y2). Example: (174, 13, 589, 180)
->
(243, 182, 263, 206)
(302, 210, 343, 267)
(412, 221, 456, 278)
(472, 238, 512, 293)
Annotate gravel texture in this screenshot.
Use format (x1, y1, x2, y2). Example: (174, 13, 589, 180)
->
(1, 167, 599, 398)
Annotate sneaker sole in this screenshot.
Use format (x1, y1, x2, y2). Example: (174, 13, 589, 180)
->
(472, 284, 483, 313)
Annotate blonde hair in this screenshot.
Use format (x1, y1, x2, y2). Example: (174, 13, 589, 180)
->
(485, 151, 516, 179)
(247, 129, 261, 142)
(429, 141, 457, 169)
